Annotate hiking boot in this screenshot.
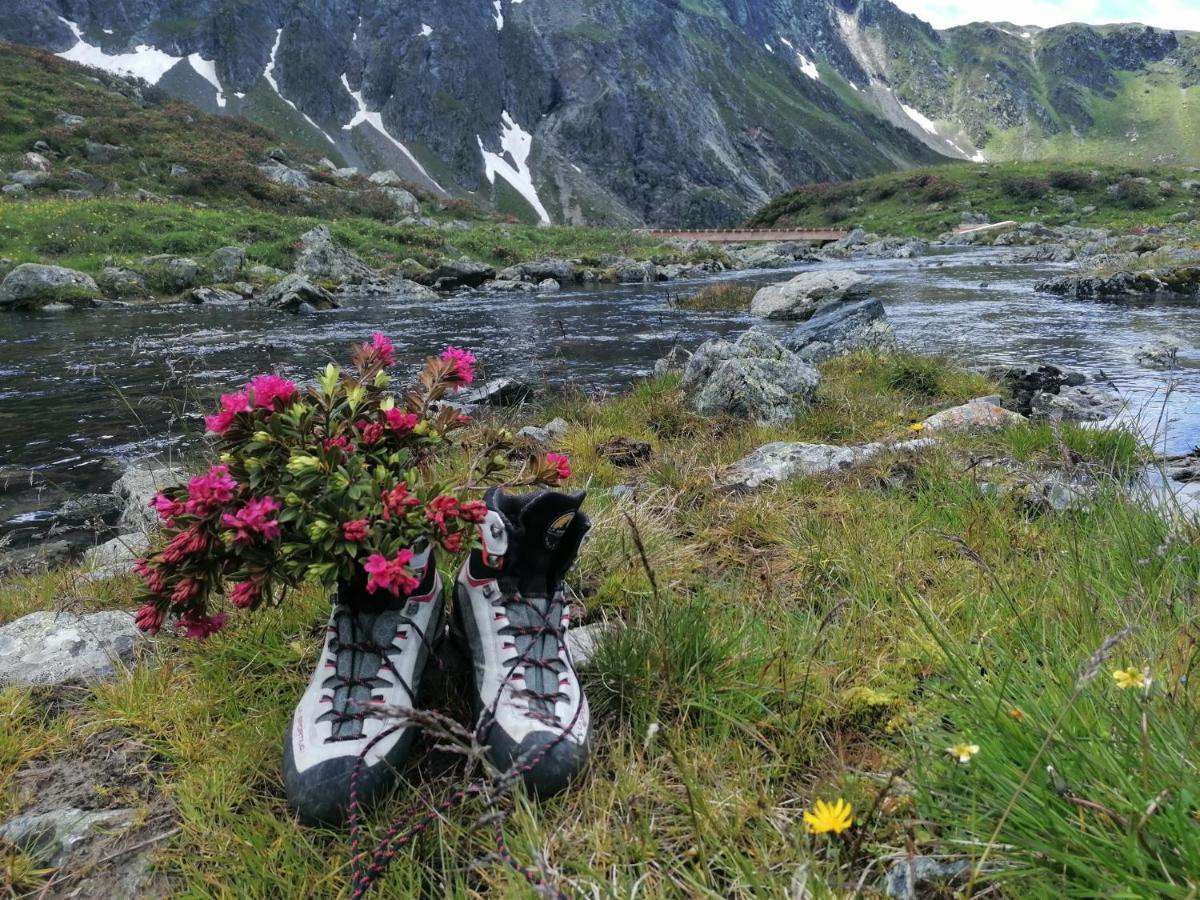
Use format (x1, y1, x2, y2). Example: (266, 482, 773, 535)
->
(283, 545, 443, 825)
(452, 487, 592, 797)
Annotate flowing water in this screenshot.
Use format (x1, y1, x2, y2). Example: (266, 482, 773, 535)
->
(2, 247, 1198, 539)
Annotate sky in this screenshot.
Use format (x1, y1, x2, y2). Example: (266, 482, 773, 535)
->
(889, 0, 1200, 32)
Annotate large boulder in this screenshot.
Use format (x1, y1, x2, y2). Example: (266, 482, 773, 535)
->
(113, 458, 187, 533)
(208, 246, 247, 282)
(750, 270, 871, 320)
(294, 225, 377, 284)
(368, 169, 404, 186)
(8, 170, 49, 188)
(83, 532, 151, 579)
(782, 297, 897, 363)
(0, 264, 99, 310)
(257, 274, 339, 312)
(683, 331, 820, 425)
(724, 438, 934, 491)
(139, 254, 202, 293)
(83, 139, 124, 163)
(0, 610, 141, 687)
(508, 258, 578, 283)
(258, 162, 311, 190)
(381, 187, 420, 215)
(1036, 267, 1200, 299)
(96, 267, 149, 300)
(418, 258, 496, 290)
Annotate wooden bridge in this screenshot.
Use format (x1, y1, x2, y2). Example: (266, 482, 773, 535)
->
(648, 228, 849, 244)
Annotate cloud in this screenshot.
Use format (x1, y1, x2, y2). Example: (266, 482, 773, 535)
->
(890, 0, 1200, 32)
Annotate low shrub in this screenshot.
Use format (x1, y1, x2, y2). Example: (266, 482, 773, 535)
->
(1001, 175, 1050, 201)
(676, 281, 756, 311)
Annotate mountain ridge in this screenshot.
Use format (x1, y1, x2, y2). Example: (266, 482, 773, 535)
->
(1, 0, 1197, 226)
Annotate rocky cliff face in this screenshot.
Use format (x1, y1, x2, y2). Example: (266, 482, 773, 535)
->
(1, 0, 1196, 226)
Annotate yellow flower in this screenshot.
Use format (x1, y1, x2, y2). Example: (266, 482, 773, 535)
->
(910, 422, 927, 432)
(1008, 707, 1025, 722)
(803, 798, 853, 835)
(947, 743, 980, 764)
(1112, 667, 1150, 690)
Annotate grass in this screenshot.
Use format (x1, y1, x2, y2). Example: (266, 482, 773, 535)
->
(674, 281, 757, 311)
(2, 351, 1196, 897)
(749, 161, 1200, 238)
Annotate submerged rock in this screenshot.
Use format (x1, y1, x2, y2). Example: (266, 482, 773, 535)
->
(683, 331, 820, 426)
(750, 269, 871, 320)
(0, 264, 99, 310)
(0, 610, 141, 687)
(1036, 267, 1200, 299)
(1135, 338, 1186, 370)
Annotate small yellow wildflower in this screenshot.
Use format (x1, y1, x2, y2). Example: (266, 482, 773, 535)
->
(910, 422, 927, 432)
(947, 743, 980, 764)
(803, 798, 853, 835)
(1112, 667, 1150, 690)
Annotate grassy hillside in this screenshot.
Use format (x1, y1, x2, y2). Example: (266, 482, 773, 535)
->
(750, 161, 1200, 237)
(3, 355, 1197, 896)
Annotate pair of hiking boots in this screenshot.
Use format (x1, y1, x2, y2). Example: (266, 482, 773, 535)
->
(282, 488, 591, 825)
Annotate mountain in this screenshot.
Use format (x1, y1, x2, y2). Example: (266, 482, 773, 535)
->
(1, 1, 1197, 227)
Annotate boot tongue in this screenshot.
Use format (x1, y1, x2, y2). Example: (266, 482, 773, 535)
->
(516, 491, 586, 555)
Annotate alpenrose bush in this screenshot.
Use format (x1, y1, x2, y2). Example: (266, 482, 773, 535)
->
(133, 335, 569, 638)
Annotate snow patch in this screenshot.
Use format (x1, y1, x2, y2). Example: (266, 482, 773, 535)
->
(797, 53, 819, 80)
(56, 17, 180, 84)
(477, 111, 551, 225)
(1022, 31, 1032, 38)
(265, 30, 337, 147)
(764, 43, 774, 53)
(971, 151, 986, 163)
(340, 73, 442, 189)
(570, 163, 582, 173)
(493, 1, 504, 30)
(188, 54, 225, 107)
(420, 24, 433, 37)
(900, 103, 938, 135)
(779, 37, 794, 50)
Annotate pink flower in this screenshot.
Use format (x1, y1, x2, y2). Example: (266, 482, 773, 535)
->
(170, 577, 202, 606)
(150, 493, 184, 526)
(184, 465, 237, 516)
(357, 421, 385, 447)
(134, 604, 165, 634)
(364, 549, 421, 597)
(134, 559, 167, 594)
(176, 611, 227, 640)
(440, 346, 476, 387)
(248, 374, 297, 410)
(382, 483, 420, 521)
(459, 500, 488, 524)
(221, 496, 281, 545)
(205, 392, 251, 435)
(371, 332, 396, 367)
(229, 581, 260, 609)
(384, 409, 419, 433)
(161, 527, 209, 564)
(425, 495, 461, 533)
(440, 531, 465, 553)
(546, 453, 572, 481)
(342, 519, 370, 542)
(323, 435, 354, 454)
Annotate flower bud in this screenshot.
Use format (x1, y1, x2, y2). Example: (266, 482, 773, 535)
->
(413, 421, 430, 436)
(244, 457, 261, 472)
(220, 453, 234, 464)
(373, 371, 391, 388)
(253, 431, 272, 443)
(285, 492, 302, 506)
(287, 454, 321, 475)
(307, 520, 332, 541)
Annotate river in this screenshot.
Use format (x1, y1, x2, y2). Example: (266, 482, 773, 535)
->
(1, 247, 1198, 541)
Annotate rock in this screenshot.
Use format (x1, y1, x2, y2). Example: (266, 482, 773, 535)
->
(248, 263, 285, 278)
(0, 610, 140, 687)
(190, 286, 245, 305)
(208, 246, 246, 282)
(724, 438, 934, 491)
(961, 210, 989, 225)
(654, 346, 690, 377)
(8, 169, 49, 188)
(83, 532, 151, 578)
(265, 147, 288, 162)
(418, 258, 496, 290)
(827, 228, 867, 252)
(57, 188, 95, 201)
(1000, 365, 1086, 417)
(368, 170, 404, 186)
(683, 331, 821, 425)
(258, 162, 310, 190)
(518, 418, 569, 446)
(331, 167, 359, 180)
(32, 140, 53, 155)
(885, 856, 971, 899)
(511, 259, 578, 283)
(97, 267, 148, 300)
(84, 139, 124, 163)
(731, 244, 804, 269)
(1023, 474, 1099, 513)
(750, 270, 871, 320)
(483, 278, 538, 293)
(139, 254, 201, 293)
(1008, 243, 1076, 263)
(2, 183, 27, 198)
(1036, 267, 1200, 299)
(0, 264, 99, 310)
(1030, 384, 1121, 422)
(232, 281, 255, 298)
(1162, 451, 1200, 484)
(1135, 338, 1186, 369)
(921, 399, 1027, 433)
(256, 274, 339, 312)
(458, 378, 535, 407)
(168, 163, 189, 178)
(781, 297, 897, 363)
(294, 225, 377, 284)
(0, 807, 135, 867)
(54, 110, 85, 127)
(113, 458, 186, 533)
(565, 622, 612, 668)
(613, 260, 658, 283)
(65, 168, 113, 194)
(381, 186, 420, 214)
(596, 436, 653, 467)
(52, 493, 122, 527)
(0, 541, 72, 577)
(537, 278, 560, 293)
(609, 484, 638, 503)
